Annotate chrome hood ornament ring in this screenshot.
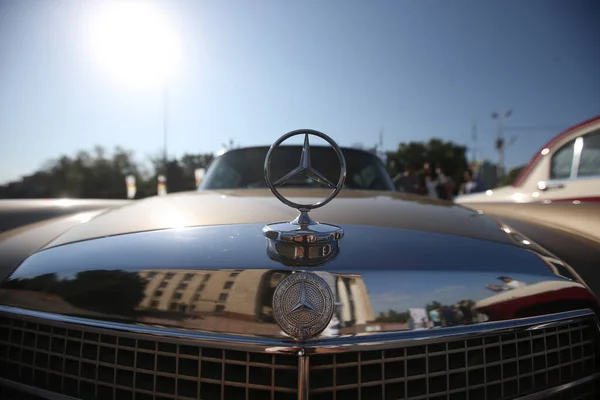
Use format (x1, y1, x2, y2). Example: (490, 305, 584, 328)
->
(263, 129, 347, 267)
(264, 129, 347, 215)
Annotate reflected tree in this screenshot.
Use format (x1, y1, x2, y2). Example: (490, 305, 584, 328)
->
(376, 309, 410, 323)
(3, 273, 60, 292)
(385, 138, 469, 190)
(425, 301, 443, 312)
(2, 270, 147, 316)
(498, 165, 525, 187)
(60, 270, 146, 315)
(373, 300, 477, 325)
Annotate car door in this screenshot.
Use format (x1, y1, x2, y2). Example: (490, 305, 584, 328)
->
(530, 128, 600, 241)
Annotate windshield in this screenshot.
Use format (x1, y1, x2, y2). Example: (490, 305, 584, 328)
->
(199, 146, 394, 191)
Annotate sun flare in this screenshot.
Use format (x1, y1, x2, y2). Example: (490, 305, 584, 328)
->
(88, 1, 182, 90)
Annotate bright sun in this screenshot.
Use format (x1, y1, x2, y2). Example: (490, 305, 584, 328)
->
(88, 1, 182, 90)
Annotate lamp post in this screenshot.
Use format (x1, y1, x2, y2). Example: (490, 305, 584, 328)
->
(492, 110, 512, 181)
(87, 1, 181, 194)
(162, 86, 169, 176)
(159, 86, 169, 195)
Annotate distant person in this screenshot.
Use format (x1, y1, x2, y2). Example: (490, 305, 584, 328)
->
(435, 167, 455, 200)
(459, 301, 473, 324)
(428, 308, 441, 327)
(452, 305, 463, 325)
(422, 163, 439, 199)
(459, 169, 480, 195)
(393, 163, 421, 194)
(441, 306, 455, 326)
(486, 276, 527, 292)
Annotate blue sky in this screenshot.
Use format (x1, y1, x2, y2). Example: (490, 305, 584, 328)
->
(364, 271, 550, 314)
(1, 0, 599, 184)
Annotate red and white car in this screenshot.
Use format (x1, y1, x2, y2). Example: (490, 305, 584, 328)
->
(456, 115, 600, 242)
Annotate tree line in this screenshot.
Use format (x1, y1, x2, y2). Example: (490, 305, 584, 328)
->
(0, 146, 214, 199)
(0, 138, 523, 199)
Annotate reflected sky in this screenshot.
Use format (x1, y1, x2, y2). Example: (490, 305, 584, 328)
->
(8, 266, 565, 319)
(362, 271, 550, 313)
(2, 263, 588, 337)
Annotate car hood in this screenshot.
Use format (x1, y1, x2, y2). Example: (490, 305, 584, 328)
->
(1, 188, 597, 342)
(1, 221, 596, 341)
(0, 198, 130, 234)
(455, 185, 517, 204)
(45, 188, 512, 248)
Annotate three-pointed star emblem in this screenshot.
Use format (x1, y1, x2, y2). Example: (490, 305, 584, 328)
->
(290, 281, 318, 315)
(273, 134, 336, 188)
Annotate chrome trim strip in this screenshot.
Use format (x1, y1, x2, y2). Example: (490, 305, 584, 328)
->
(543, 174, 600, 186)
(515, 372, 600, 400)
(0, 305, 596, 353)
(0, 377, 79, 400)
(297, 349, 309, 400)
(571, 136, 585, 179)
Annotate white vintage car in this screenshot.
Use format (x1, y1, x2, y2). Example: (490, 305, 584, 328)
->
(456, 116, 600, 243)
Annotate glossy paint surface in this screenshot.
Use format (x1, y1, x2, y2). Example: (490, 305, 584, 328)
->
(0, 198, 128, 234)
(43, 189, 513, 248)
(1, 223, 596, 341)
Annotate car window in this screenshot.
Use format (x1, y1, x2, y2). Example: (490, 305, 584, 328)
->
(208, 163, 243, 189)
(550, 140, 575, 180)
(199, 146, 395, 191)
(577, 130, 600, 178)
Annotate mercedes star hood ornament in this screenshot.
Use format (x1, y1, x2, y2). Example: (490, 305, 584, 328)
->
(263, 129, 346, 267)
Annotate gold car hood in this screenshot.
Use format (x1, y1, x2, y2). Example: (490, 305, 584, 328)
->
(46, 188, 511, 249)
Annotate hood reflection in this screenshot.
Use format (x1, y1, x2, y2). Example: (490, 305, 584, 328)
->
(2, 264, 598, 341)
(136, 269, 374, 338)
(474, 279, 596, 321)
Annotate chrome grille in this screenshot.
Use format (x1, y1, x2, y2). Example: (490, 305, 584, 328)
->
(0, 312, 599, 400)
(310, 319, 600, 400)
(0, 317, 297, 400)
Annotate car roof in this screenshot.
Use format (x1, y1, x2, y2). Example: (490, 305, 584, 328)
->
(513, 115, 600, 187)
(214, 145, 378, 157)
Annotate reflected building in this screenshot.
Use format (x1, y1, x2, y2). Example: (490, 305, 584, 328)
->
(137, 269, 374, 334)
(334, 274, 374, 327)
(138, 269, 263, 317)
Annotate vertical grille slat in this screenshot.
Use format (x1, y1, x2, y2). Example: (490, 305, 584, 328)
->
(379, 350, 384, 400)
(424, 343, 429, 398)
(464, 339, 470, 400)
(270, 354, 275, 400)
(404, 346, 408, 400)
(58, 326, 67, 395)
(245, 351, 250, 400)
